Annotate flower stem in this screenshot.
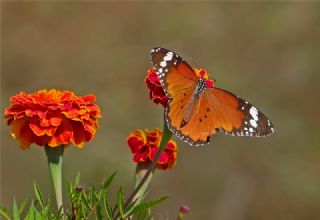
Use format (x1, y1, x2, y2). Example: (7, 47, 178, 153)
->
(134, 162, 154, 204)
(116, 120, 172, 217)
(45, 145, 64, 209)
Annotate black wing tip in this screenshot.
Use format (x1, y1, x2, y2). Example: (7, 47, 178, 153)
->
(150, 47, 166, 53)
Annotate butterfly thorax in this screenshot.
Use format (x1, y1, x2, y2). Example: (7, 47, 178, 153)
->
(195, 78, 207, 96)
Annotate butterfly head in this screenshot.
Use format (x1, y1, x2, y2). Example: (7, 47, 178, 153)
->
(194, 68, 215, 88)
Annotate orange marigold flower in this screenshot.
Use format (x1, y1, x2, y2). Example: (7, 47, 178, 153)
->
(4, 89, 101, 149)
(145, 68, 168, 107)
(127, 128, 178, 170)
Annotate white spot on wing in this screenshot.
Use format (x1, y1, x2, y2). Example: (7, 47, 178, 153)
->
(250, 119, 257, 128)
(163, 52, 173, 61)
(249, 107, 259, 121)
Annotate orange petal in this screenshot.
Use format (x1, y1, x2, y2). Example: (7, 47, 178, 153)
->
(49, 112, 62, 126)
(71, 121, 88, 147)
(20, 122, 36, 149)
(47, 119, 73, 147)
(10, 118, 27, 141)
(29, 117, 46, 136)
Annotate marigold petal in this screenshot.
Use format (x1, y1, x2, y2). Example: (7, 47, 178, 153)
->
(146, 128, 161, 146)
(83, 119, 97, 134)
(83, 94, 96, 102)
(127, 130, 146, 153)
(40, 117, 50, 127)
(71, 121, 87, 147)
(149, 147, 168, 164)
(166, 141, 177, 151)
(35, 135, 48, 146)
(10, 118, 27, 141)
(29, 117, 46, 136)
(49, 113, 62, 126)
(133, 146, 149, 163)
(47, 119, 73, 147)
(20, 122, 36, 149)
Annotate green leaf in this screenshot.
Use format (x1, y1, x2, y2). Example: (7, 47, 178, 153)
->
(25, 200, 43, 220)
(0, 205, 11, 220)
(95, 203, 103, 220)
(103, 192, 112, 220)
(67, 182, 73, 196)
(122, 198, 139, 219)
(130, 196, 168, 215)
(75, 172, 81, 185)
(81, 192, 92, 211)
(34, 210, 42, 220)
(136, 208, 148, 220)
(117, 187, 125, 218)
(102, 172, 117, 191)
(12, 198, 20, 220)
(25, 201, 35, 220)
(54, 206, 64, 220)
(18, 198, 28, 215)
(33, 183, 44, 208)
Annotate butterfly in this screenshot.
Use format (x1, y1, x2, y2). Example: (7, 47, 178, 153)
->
(150, 47, 275, 146)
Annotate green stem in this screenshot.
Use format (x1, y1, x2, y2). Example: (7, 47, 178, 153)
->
(134, 162, 154, 204)
(116, 120, 172, 217)
(45, 145, 64, 209)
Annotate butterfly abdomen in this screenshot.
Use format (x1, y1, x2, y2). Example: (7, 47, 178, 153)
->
(180, 79, 207, 128)
(180, 95, 198, 128)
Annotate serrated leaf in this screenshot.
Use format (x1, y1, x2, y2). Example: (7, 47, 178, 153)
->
(0, 205, 11, 220)
(33, 183, 44, 208)
(130, 196, 168, 215)
(18, 198, 28, 215)
(95, 203, 103, 220)
(117, 187, 125, 218)
(102, 172, 117, 191)
(103, 192, 112, 220)
(12, 198, 20, 220)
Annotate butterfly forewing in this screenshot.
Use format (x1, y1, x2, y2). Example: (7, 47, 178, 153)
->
(150, 47, 197, 98)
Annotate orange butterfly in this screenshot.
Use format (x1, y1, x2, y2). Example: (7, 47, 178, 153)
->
(150, 47, 274, 146)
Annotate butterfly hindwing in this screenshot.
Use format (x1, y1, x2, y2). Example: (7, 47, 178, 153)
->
(209, 88, 275, 137)
(167, 92, 216, 146)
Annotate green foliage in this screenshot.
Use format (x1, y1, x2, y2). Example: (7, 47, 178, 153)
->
(0, 173, 167, 220)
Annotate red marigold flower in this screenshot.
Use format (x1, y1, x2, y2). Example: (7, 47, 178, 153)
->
(145, 68, 168, 107)
(4, 89, 101, 149)
(145, 68, 212, 107)
(127, 128, 178, 170)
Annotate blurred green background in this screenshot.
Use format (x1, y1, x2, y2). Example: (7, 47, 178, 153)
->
(1, 2, 320, 220)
